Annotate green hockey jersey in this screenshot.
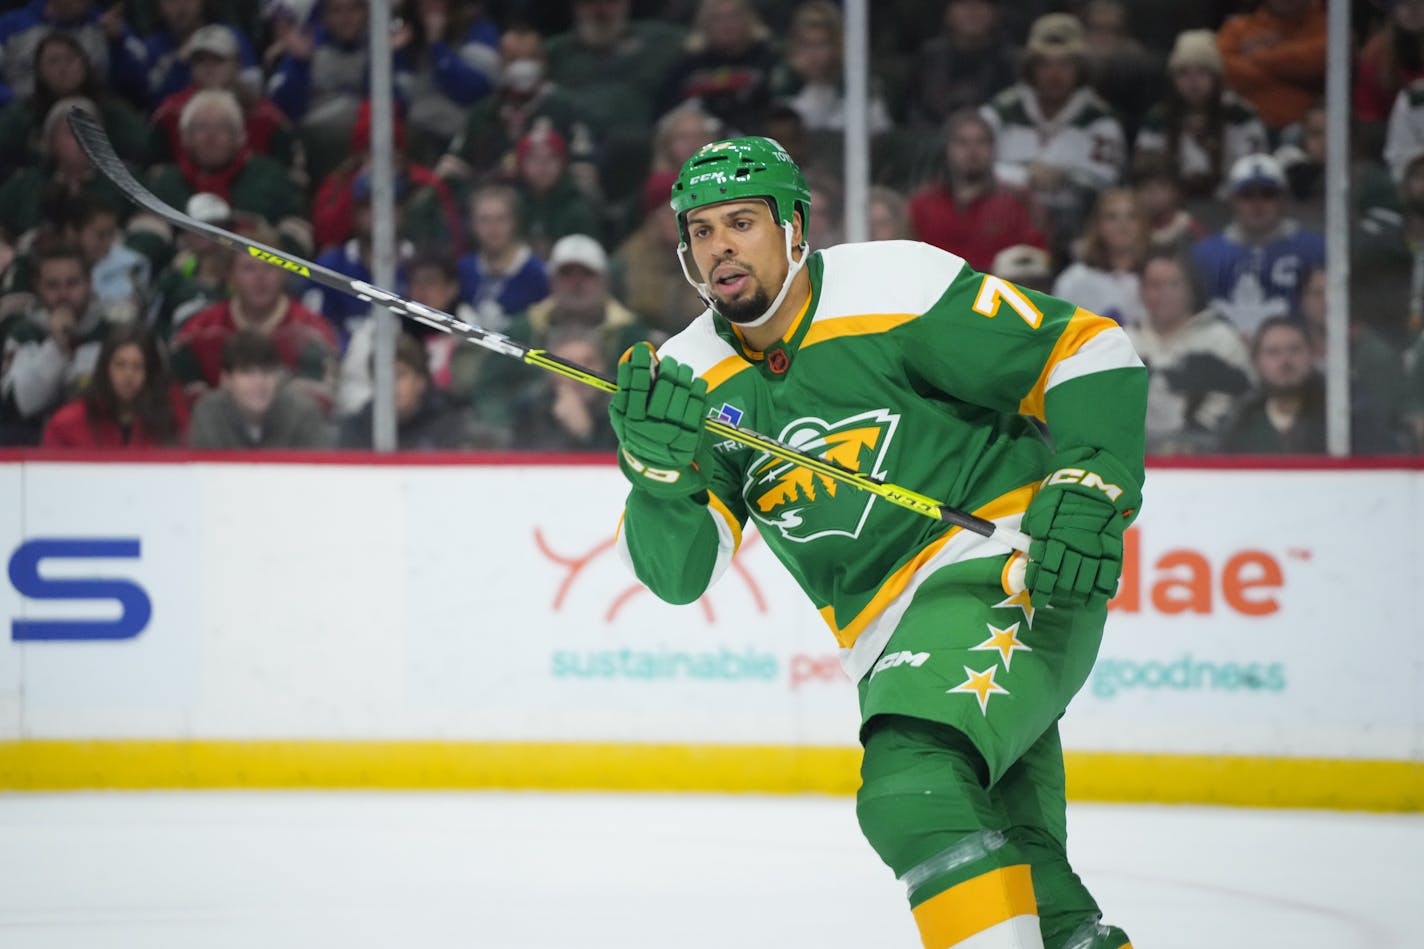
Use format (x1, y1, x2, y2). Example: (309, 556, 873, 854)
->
(616, 240, 1146, 680)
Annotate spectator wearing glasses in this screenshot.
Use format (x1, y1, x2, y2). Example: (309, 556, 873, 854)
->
(1191, 153, 1324, 340)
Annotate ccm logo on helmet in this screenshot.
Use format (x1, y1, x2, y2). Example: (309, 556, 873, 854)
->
(1042, 467, 1123, 502)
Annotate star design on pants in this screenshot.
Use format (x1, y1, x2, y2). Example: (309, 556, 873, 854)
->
(969, 622, 1032, 670)
(947, 665, 1009, 715)
(991, 589, 1037, 629)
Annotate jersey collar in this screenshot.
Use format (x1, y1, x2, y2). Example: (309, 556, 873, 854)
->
(716, 251, 823, 377)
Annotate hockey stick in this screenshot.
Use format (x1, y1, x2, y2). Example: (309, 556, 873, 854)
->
(67, 108, 1030, 552)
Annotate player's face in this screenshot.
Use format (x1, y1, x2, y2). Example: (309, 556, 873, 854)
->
(108, 343, 147, 404)
(685, 200, 795, 325)
(1255, 325, 1312, 393)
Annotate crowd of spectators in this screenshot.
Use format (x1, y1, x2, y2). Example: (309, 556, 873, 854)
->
(0, 0, 1420, 455)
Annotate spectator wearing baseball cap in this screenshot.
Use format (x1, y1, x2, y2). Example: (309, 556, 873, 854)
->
(1134, 29, 1268, 200)
(470, 231, 648, 431)
(147, 193, 239, 339)
(979, 12, 1125, 260)
(150, 24, 298, 168)
(991, 243, 1055, 294)
(514, 121, 605, 258)
(130, 2, 262, 108)
(1190, 153, 1325, 339)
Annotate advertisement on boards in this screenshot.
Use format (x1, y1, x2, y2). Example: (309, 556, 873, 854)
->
(1, 464, 201, 733)
(1064, 469, 1420, 760)
(402, 467, 859, 746)
(1, 461, 1418, 761)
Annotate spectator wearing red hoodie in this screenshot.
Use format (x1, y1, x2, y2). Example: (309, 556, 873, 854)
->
(42, 321, 189, 448)
(170, 220, 339, 412)
(309, 99, 463, 253)
(907, 109, 1046, 272)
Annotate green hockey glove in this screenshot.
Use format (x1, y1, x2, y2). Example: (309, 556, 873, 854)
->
(609, 342, 712, 498)
(1021, 449, 1142, 610)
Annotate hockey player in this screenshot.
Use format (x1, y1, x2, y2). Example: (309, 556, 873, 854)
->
(609, 136, 1146, 949)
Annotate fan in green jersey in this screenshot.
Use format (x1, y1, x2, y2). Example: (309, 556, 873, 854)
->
(610, 134, 1148, 949)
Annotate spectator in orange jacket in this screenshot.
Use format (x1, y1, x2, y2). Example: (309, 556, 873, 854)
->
(1217, 0, 1326, 131)
(42, 322, 189, 448)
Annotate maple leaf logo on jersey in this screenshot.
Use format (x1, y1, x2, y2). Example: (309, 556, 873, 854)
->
(746, 409, 899, 543)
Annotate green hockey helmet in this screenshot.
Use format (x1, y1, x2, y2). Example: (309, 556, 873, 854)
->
(669, 137, 811, 247)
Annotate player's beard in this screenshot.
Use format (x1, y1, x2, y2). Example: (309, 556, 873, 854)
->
(714, 284, 773, 325)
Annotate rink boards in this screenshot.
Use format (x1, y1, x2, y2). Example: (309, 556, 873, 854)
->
(0, 455, 1420, 810)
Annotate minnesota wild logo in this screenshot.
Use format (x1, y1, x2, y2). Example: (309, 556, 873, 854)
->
(746, 409, 899, 543)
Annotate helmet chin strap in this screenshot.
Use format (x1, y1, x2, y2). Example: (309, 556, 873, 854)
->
(678, 222, 808, 331)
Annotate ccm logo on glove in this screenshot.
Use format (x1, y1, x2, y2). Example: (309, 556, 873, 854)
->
(1041, 467, 1125, 503)
(621, 448, 686, 484)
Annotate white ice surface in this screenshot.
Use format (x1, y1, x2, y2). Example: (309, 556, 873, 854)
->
(1, 792, 1419, 948)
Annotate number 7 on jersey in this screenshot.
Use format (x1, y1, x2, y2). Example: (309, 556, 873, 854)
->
(972, 275, 1044, 329)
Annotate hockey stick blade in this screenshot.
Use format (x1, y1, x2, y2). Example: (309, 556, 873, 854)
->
(65, 108, 1030, 552)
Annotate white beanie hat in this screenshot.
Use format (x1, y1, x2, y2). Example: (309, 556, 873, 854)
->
(1169, 30, 1223, 74)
